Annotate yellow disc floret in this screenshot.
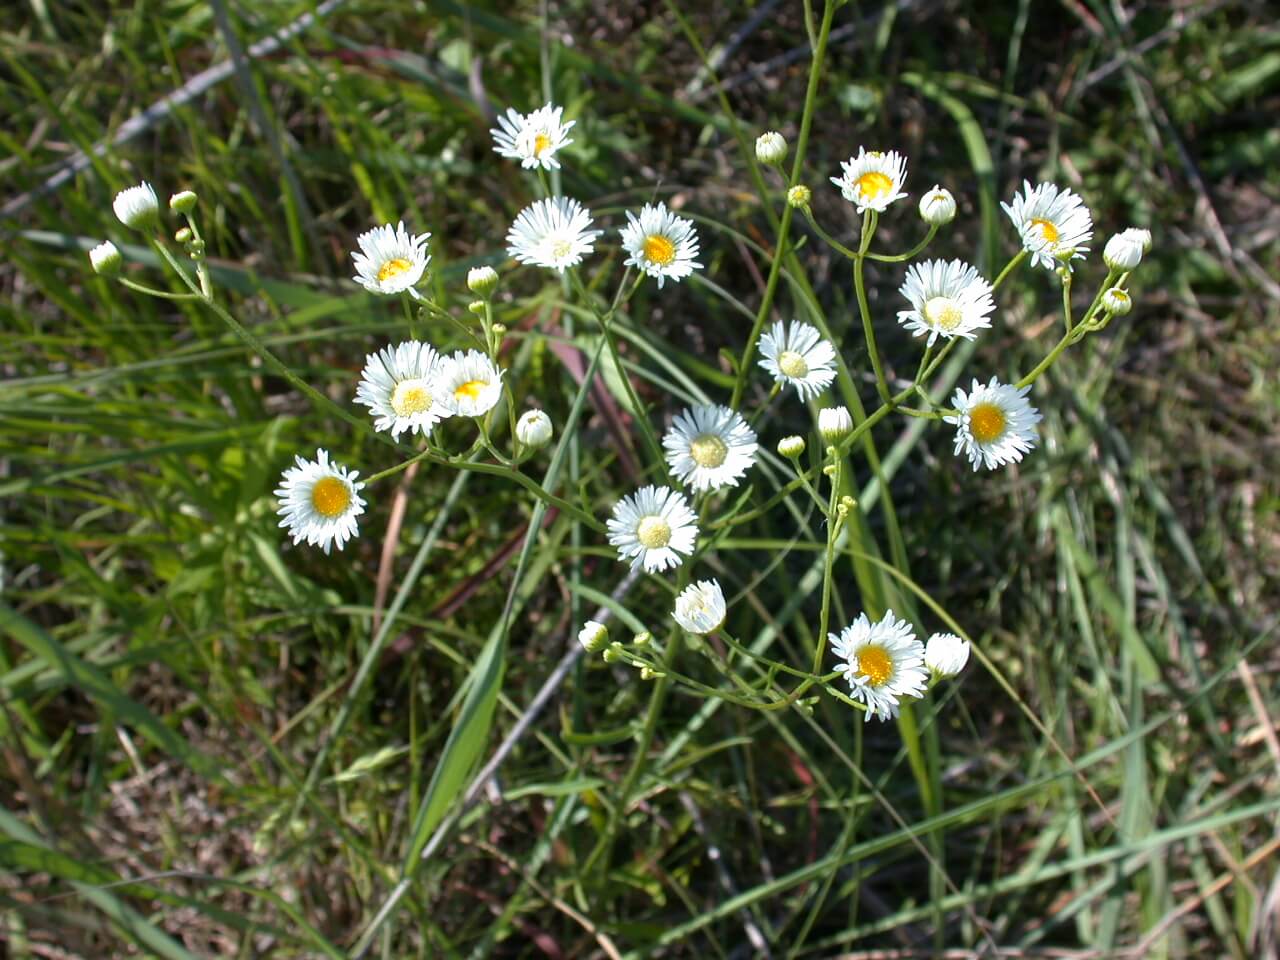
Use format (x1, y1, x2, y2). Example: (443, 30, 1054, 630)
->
(969, 402, 1007, 444)
(1029, 218, 1059, 244)
(777, 350, 809, 378)
(923, 296, 964, 331)
(856, 171, 894, 201)
(377, 258, 414, 282)
(310, 476, 351, 518)
(856, 645, 894, 688)
(454, 379, 488, 404)
(533, 133, 552, 156)
(391, 379, 433, 416)
(642, 234, 676, 266)
(689, 434, 728, 469)
(636, 515, 672, 549)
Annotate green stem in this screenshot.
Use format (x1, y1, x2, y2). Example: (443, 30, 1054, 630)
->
(865, 224, 939, 263)
(812, 455, 841, 673)
(853, 212, 892, 405)
(117, 277, 203, 300)
(991, 249, 1027, 291)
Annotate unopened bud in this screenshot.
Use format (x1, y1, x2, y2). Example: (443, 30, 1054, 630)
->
(168, 190, 198, 214)
(468, 300, 486, 315)
(88, 241, 122, 276)
(918, 185, 956, 226)
(786, 185, 812, 209)
(515, 409, 553, 449)
(632, 631, 652, 648)
(1101, 287, 1133, 317)
(174, 227, 192, 244)
(755, 131, 788, 167)
(818, 406, 853, 443)
(778, 435, 806, 459)
(602, 641, 625, 663)
(577, 620, 608, 654)
(467, 265, 499, 298)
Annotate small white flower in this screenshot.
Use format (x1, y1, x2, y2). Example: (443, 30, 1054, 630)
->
(578, 620, 609, 653)
(113, 182, 160, 230)
(662, 404, 758, 492)
(830, 610, 928, 721)
(275, 448, 366, 554)
(830, 148, 909, 214)
(506, 197, 600, 273)
(619, 202, 702, 288)
(1101, 287, 1133, 316)
(607, 485, 698, 573)
(925, 633, 970, 677)
(437, 350, 504, 418)
(818, 406, 853, 443)
(354, 341, 449, 439)
(1001, 181, 1093, 272)
(516, 409, 553, 449)
(755, 131, 788, 166)
(467, 265, 499, 297)
(918, 185, 956, 226)
(673, 580, 726, 635)
(490, 103, 575, 170)
(778, 435, 806, 459)
(758, 320, 837, 400)
(1103, 228, 1149, 271)
(89, 241, 122, 276)
(352, 221, 431, 295)
(945, 377, 1042, 471)
(897, 259, 996, 346)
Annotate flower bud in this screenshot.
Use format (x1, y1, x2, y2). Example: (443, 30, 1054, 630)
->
(818, 405, 853, 443)
(88, 241, 122, 276)
(112, 182, 160, 230)
(577, 620, 609, 654)
(174, 227, 193, 244)
(1103, 228, 1149, 271)
(777, 435, 806, 459)
(918, 185, 956, 226)
(632, 631, 652, 648)
(468, 300, 486, 316)
(786, 185, 812, 209)
(467, 265, 499, 298)
(516, 409, 553, 449)
(838, 495, 856, 513)
(755, 131, 788, 166)
(602, 641, 625, 663)
(924, 632, 970, 677)
(168, 190, 198, 214)
(1101, 287, 1132, 316)
(640, 665, 664, 681)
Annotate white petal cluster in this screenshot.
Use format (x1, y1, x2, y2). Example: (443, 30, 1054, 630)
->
(830, 148, 909, 213)
(113, 182, 160, 230)
(507, 197, 600, 273)
(352, 221, 431, 295)
(758, 320, 837, 400)
(89, 241, 122, 276)
(662, 404, 758, 492)
(924, 633, 970, 677)
(1103, 227, 1150, 271)
(607, 486, 698, 573)
(516, 409, 554, 449)
(673, 580, 726, 635)
(918, 185, 956, 226)
(897, 259, 995, 346)
(619, 202, 702, 288)
(436, 350, 504, 418)
(491, 103, 575, 170)
(275, 449, 366, 554)
(830, 610, 928, 721)
(355, 341, 450, 438)
(1001, 181, 1093, 271)
(945, 377, 1042, 471)
(818, 406, 853, 443)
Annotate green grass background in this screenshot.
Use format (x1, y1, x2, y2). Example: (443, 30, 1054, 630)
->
(2, 0, 1278, 956)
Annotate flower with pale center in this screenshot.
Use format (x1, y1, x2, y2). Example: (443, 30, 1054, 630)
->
(830, 148, 908, 214)
(355, 341, 450, 438)
(490, 103, 575, 170)
(352, 221, 431, 295)
(437, 350, 503, 418)
(274, 448, 366, 554)
(830, 610, 928, 721)
(925, 633, 970, 677)
(897, 258, 996, 346)
(607, 485, 698, 573)
(1001, 181, 1093, 272)
(619, 202, 702, 288)
(662, 404, 758, 492)
(945, 376, 1042, 471)
(758, 320, 837, 400)
(506, 197, 600, 273)
(113, 182, 160, 230)
(673, 580, 727, 635)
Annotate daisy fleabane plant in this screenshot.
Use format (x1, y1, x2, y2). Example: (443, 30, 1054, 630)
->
(490, 102, 575, 170)
(437, 350, 504, 418)
(897, 259, 996, 346)
(662, 404, 758, 492)
(506, 197, 600, 273)
(945, 377, 1042, 471)
(275, 449, 366, 554)
(673, 580, 727, 635)
(1002, 181, 1093, 272)
(352, 221, 431, 296)
(355, 341, 449, 439)
(758, 320, 837, 400)
(607, 486, 698, 573)
(619, 202, 702, 288)
(830, 610, 929, 722)
(831, 148, 909, 214)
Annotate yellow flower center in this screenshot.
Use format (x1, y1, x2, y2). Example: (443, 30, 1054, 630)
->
(923, 296, 964, 331)
(310, 476, 351, 519)
(856, 644, 894, 688)
(377, 257, 414, 282)
(390, 379, 433, 417)
(533, 132, 552, 156)
(969, 402, 1007, 444)
(549, 238, 573, 260)
(642, 234, 676, 266)
(855, 171, 894, 201)
(689, 434, 728, 468)
(636, 516, 671, 549)
(777, 350, 809, 378)
(1030, 218, 1059, 244)
(454, 379, 488, 404)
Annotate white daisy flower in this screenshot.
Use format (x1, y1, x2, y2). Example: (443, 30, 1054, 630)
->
(113, 182, 159, 230)
(437, 350, 503, 418)
(897, 259, 996, 346)
(506, 197, 600, 273)
(275, 449, 366, 554)
(352, 221, 431, 295)
(490, 103, 575, 171)
(1001, 181, 1093, 271)
(758, 320, 837, 400)
(619, 202, 702, 288)
(607, 485, 698, 573)
(673, 580, 726, 635)
(830, 148, 909, 214)
(354, 341, 449, 439)
(945, 377, 1042, 471)
(830, 610, 928, 722)
(662, 404, 758, 492)
(925, 632, 971, 677)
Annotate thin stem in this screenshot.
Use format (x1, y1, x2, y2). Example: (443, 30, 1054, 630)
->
(800, 207, 858, 260)
(866, 224, 939, 263)
(813, 455, 841, 674)
(991, 249, 1027, 291)
(853, 212, 892, 405)
(117, 277, 203, 300)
